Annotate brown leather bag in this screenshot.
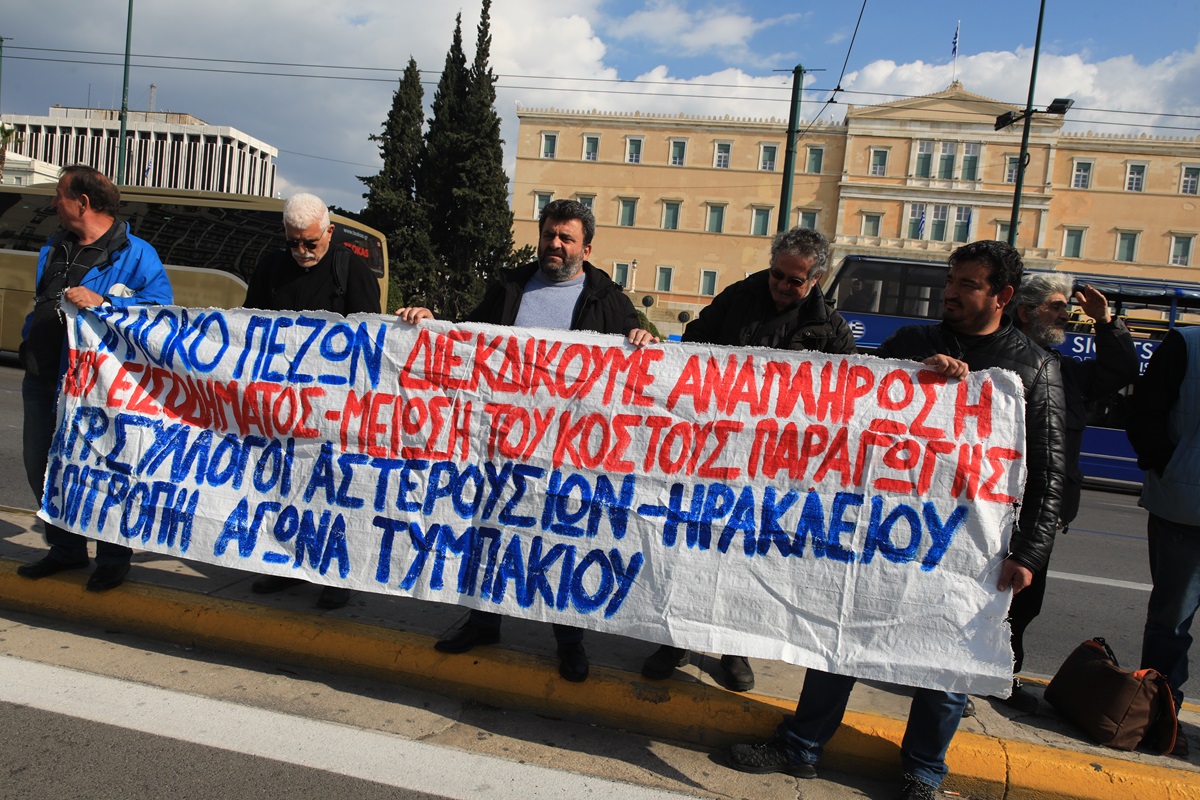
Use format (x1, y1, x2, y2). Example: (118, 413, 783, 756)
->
(1045, 637, 1177, 753)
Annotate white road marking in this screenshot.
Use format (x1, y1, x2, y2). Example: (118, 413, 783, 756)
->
(1048, 570, 1152, 592)
(0, 656, 694, 800)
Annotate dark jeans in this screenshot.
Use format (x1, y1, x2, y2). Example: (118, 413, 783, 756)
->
(23, 372, 131, 567)
(1141, 512, 1200, 708)
(466, 609, 583, 645)
(776, 669, 967, 789)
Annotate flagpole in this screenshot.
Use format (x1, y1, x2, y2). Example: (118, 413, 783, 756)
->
(952, 21, 960, 81)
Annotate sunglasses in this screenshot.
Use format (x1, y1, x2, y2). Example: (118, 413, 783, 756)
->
(769, 268, 813, 288)
(286, 237, 323, 251)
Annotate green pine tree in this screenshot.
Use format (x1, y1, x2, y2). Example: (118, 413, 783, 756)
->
(418, 13, 473, 317)
(459, 0, 515, 302)
(419, 1, 515, 319)
(358, 57, 438, 309)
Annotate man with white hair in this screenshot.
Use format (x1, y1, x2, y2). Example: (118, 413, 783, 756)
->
(1007, 272, 1137, 708)
(243, 192, 381, 315)
(243, 192, 382, 609)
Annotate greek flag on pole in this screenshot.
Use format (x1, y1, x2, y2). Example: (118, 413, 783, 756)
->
(952, 23, 959, 57)
(918, 205, 926, 238)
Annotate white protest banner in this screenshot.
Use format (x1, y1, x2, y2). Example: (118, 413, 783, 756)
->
(45, 304, 1026, 695)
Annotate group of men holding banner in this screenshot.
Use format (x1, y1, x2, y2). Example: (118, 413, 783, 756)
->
(16, 166, 1197, 799)
(383, 200, 1069, 800)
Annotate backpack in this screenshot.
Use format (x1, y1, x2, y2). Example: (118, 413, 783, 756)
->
(1045, 637, 1178, 753)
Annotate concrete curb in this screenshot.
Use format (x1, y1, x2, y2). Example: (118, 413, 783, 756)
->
(1, 560, 1197, 800)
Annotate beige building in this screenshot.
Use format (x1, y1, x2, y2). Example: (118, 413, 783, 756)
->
(513, 83, 1200, 336)
(0, 152, 60, 187)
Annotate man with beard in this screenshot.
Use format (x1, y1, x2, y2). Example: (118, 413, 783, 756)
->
(640, 226, 855, 693)
(243, 192, 381, 610)
(396, 198, 656, 682)
(1007, 273, 1137, 709)
(724, 240, 1066, 800)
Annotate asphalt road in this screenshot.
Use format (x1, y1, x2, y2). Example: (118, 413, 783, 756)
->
(0, 612, 897, 800)
(0, 358, 1192, 692)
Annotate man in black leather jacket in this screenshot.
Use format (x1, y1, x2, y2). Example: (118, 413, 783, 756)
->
(725, 240, 1066, 800)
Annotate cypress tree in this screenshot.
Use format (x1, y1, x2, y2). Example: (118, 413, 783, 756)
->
(459, 0, 514, 307)
(418, 14, 473, 317)
(359, 57, 438, 308)
(419, 1, 515, 319)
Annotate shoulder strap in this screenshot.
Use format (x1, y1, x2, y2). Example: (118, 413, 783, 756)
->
(332, 247, 350, 299)
(1146, 671, 1179, 754)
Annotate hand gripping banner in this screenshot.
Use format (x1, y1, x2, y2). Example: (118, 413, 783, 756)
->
(45, 304, 1027, 694)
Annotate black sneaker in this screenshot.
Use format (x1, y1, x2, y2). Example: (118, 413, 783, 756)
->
(896, 773, 937, 800)
(725, 737, 816, 778)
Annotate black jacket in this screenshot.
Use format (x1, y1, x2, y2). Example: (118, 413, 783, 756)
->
(1056, 318, 1139, 523)
(244, 247, 381, 315)
(1127, 328, 1185, 475)
(465, 261, 638, 335)
(877, 319, 1067, 574)
(683, 270, 856, 354)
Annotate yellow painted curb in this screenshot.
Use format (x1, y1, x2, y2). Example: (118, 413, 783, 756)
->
(1, 559, 1197, 800)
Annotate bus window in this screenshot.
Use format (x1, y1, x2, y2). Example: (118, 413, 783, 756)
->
(825, 253, 1200, 486)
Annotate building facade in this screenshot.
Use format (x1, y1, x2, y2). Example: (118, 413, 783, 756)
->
(514, 83, 1200, 335)
(1, 107, 277, 197)
(0, 152, 61, 187)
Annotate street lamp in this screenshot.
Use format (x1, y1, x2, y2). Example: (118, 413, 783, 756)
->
(995, 98, 1074, 132)
(993, 0, 1073, 248)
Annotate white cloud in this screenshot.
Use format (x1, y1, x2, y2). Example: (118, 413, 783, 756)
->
(4, 0, 1195, 214)
(602, 1, 805, 68)
(840, 42, 1200, 137)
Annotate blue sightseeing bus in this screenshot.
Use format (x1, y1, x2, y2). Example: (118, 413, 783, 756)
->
(824, 254, 1200, 487)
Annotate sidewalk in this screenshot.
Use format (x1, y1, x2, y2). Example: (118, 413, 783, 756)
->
(0, 506, 1196, 800)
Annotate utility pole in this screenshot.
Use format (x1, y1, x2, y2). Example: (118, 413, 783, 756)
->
(0, 35, 13, 116)
(1007, 0, 1047, 247)
(777, 64, 804, 233)
(116, 0, 135, 185)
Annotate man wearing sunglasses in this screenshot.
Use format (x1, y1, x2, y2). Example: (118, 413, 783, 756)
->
(640, 226, 855, 692)
(243, 192, 380, 318)
(242, 192, 381, 609)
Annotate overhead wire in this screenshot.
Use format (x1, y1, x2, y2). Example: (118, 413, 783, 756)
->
(4, 47, 1198, 134)
(795, 0, 869, 140)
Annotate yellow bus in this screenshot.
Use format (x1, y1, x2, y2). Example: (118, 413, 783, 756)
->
(0, 184, 389, 353)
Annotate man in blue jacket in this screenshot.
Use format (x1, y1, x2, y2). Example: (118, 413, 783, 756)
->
(18, 165, 173, 592)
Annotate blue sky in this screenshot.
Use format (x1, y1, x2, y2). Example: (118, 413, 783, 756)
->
(2, 0, 1197, 210)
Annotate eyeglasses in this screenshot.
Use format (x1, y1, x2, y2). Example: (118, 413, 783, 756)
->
(769, 268, 813, 288)
(286, 237, 323, 251)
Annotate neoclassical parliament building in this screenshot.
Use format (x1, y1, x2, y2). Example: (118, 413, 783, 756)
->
(513, 83, 1199, 334)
